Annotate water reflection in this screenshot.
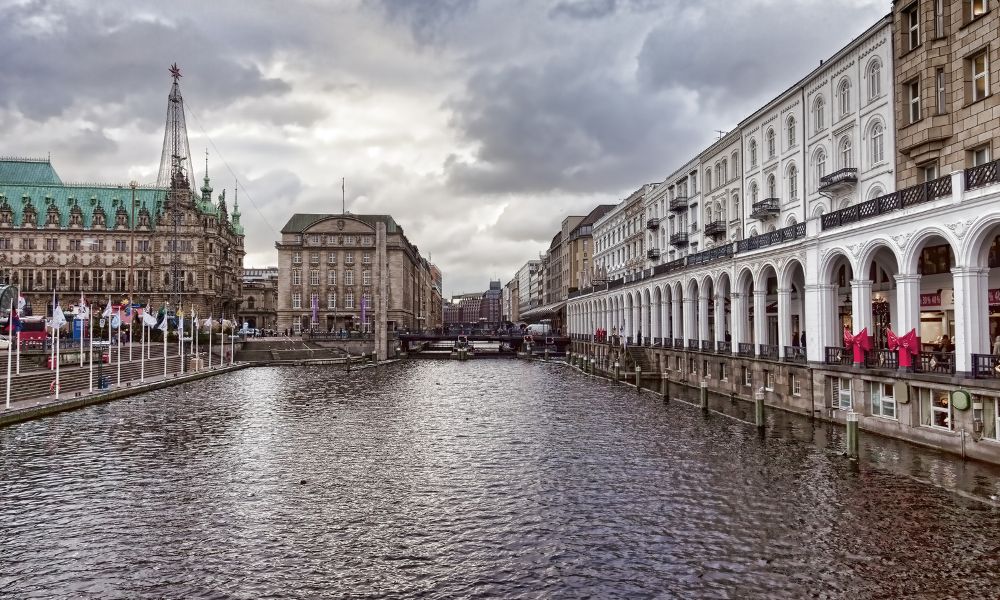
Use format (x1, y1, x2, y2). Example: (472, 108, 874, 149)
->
(1, 361, 999, 598)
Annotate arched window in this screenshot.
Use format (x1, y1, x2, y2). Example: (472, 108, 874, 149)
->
(731, 194, 739, 218)
(871, 121, 884, 164)
(749, 140, 758, 167)
(731, 151, 739, 175)
(721, 159, 728, 182)
(706, 169, 712, 191)
(838, 78, 851, 117)
(840, 136, 852, 169)
(815, 148, 827, 184)
(750, 182, 759, 204)
(814, 96, 825, 131)
(867, 58, 882, 99)
(767, 174, 776, 198)
(867, 185, 885, 201)
(706, 205, 713, 224)
(247, 296, 256, 309)
(788, 164, 798, 199)
(766, 128, 775, 158)
(715, 162, 722, 186)
(787, 116, 796, 147)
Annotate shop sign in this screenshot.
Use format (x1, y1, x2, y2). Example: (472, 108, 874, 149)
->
(920, 292, 941, 307)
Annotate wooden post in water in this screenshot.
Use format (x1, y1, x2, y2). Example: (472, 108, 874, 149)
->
(755, 390, 765, 429)
(846, 411, 859, 459)
(700, 380, 709, 412)
(635, 365, 641, 391)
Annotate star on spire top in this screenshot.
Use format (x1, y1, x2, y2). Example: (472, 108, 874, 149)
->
(169, 63, 182, 81)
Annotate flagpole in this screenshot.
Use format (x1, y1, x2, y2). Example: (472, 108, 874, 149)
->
(208, 317, 213, 369)
(15, 330, 20, 375)
(116, 306, 122, 387)
(88, 309, 94, 393)
(140, 319, 145, 383)
(6, 296, 14, 409)
(128, 303, 133, 362)
(55, 322, 60, 399)
(179, 314, 184, 375)
(163, 320, 167, 378)
(79, 302, 84, 368)
(230, 315, 235, 366)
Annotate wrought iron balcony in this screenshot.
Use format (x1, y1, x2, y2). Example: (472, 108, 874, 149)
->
(750, 198, 780, 220)
(646, 217, 660, 230)
(669, 196, 688, 212)
(669, 232, 689, 246)
(646, 248, 661, 260)
(819, 167, 858, 192)
(704, 220, 726, 238)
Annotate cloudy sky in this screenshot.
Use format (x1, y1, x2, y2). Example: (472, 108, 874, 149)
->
(0, 0, 888, 296)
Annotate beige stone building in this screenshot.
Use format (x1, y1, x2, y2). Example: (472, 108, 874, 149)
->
(241, 267, 278, 331)
(275, 213, 440, 337)
(564, 205, 614, 293)
(894, 0, 999, 186)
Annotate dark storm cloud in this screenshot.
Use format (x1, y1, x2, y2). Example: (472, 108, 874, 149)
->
(0, 1, 289, 124)
(371, 0, 479, 44)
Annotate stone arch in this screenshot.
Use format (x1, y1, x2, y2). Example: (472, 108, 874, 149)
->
(962, 214, 1000, 268)
(652, 284, 663, 342)
(754, 262, 779, 291)
(819, 248, 857, 285)
(901, 226, 960, 274)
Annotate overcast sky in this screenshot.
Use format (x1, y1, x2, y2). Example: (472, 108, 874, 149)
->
(0, 0, 889, 296)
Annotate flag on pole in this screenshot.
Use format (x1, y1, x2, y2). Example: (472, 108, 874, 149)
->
(158, 312, 169, 332)
(51, 297, 67, 330)
(142, 308, 158, 327)
(102, 299, 113, 318)
(111, 313, 121, 329)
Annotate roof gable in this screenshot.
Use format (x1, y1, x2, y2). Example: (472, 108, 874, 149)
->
(0, 158, 63, 185)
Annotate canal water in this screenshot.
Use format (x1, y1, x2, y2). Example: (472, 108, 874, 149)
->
(2, 360, 1000, 599)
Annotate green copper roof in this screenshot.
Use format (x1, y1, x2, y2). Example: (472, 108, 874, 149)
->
(0, 158, 63, 185)
(0, 182, 167, 228)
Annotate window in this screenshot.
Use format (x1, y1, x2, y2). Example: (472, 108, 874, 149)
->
(292, 292, 302, 309)
(814, 96, 825, 131)
(918, 387, 952, 430)
(908, 78, 921, 123)
(721, 159, 728, 182)
(138, 240, 150, 252)
(787, 117, 796, 147)
(706, 170, 712, 191)
(839, 137, 852, 169)
(970, 49, 990, 102)
(832, 376, 852, 410)
(45, 238, 59, 251)
(362, 270, 371, 286)
(791, 374, 801, 396)
(815, 149, 827, 185)
(742, 367, 752, 387)
(750, 182, 759, 204)
(328, 270, 337, 285)
(905, 3, 920, 51)
(345, 235, 355, 245)
(967, 0, 988, 21)
(766, 174, 776, 198)
(310, 252, 320, 265)
(291, 270, 302, 286)
(329, 251, 337, 264)
(978, 396, 999, 441)
(731, 151, 739, 176)
(0, 238, 10, 250)
(838, 79, 851, 117)
(749, 139, 758, 167)
(921, 163, 940, 182)
(766, 128, 775, 158)
(327, 293, 337, 309)
(871, 122, 885, 164)
(867, 185, 886, 201)
(869, 60, 882, 99)
(345, 252, 354, 265)
(309, 269, 319, 286)
(935, 68, 946, 114)
(362, 251, 371, 265)
(292, 251, 301, 264)
(870, 382, 897, 419)
(934, 0, 945, 37)
(345, 270, 354, 286)
(720, 362, 728, 381)
(788, 165, 798, 199)
(971, 145, 992, 166)
(764, 370, 774, 391)
(345, 292, 355, 309)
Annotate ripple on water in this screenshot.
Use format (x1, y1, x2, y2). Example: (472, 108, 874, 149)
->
(2, 361, 1000, 599)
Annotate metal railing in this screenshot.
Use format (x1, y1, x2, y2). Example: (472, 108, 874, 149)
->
(647, 248, 661, 260)
(704, 220, 726, 236)
(825, 346, 851, 365)
(864, 349, 898, 370)
(966, 158, 1000, 190)
(783, 346, 806, 363)
(758, 344, 778, 360)
(669, 196, 688, 211)
(818, 167, 858, 190)
(653, 337, 662, 347)
(717, 340, 730, 354)
(701, 340, 712, 352)
(737, 342, 755, 357)
(971, 353, 999, 378)
(673, 338, 684, 349)
(688, 243, 735, 266)
(669, 232, 689, 245)
(736, 222, 806, 253)
(646, 217, 660, 229)
(821, 175, 952, 231)
(687, 339, 699, 350)
(915, 351, 956, 374)
(750, 198, 779, 219)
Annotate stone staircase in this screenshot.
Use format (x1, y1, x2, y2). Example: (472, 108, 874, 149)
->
(626, 346, 655, 373)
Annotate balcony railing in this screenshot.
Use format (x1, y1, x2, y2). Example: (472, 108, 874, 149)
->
(758, 344, 778, 360)
(669, 196, 688, 212)
(736, 222, 806, 253)
(824, 346, 851, 365)
(750, 198, 780, 219)
(783, 346, 806, 363)
(701, 340, 712, 352)
(864, 349, 898, 370)
(673, 338, 684, 349)
(971, 353, 999, 378)
(647, 248, 661, 260)
(688, 243, 735, 267)
(818, 167, 858, 192)
(717, 340, 730, 354)
(687, 339, 699, 350)
(965, 158, 1000, 190)
(737, 342, 755, 357)
(653, 337, 662, 347)
(669, 232, 689, 246)
(646, 217, 660, 230)
(821, 175, 952, 231)
(915, 351, 956, 375)
(704, 220, 726, 237)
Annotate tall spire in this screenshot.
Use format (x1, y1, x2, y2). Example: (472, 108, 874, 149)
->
(156, 63, 194, 191)
(231, 182, 243, 234)
(200, 148, 213, 201)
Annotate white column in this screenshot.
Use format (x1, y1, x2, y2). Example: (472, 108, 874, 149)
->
(731, 292, 746, 353)
(894, 273, 921, 339)
(753, 290, 767, 352)
(804, 283, 835, 363)
(660, 296, 670, 342)
(698, 293, 710, 345)
(850, 279, 873, 334)
(714, 292, 726, 349)
(777, 288, 792, 359)
(682, 298, 696, 345)
(953, 267, 989, 374)
(671, 294, 682, 343)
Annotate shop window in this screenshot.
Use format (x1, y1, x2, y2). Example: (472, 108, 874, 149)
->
(870, 382, 897, 419)
(831, 376, 852, 410)
(977, 395, 999, 441)
(720, 362, 728, 381)
(917, 244, 954, 275)
(764, 370, 774, 391)
(791, 374, 801, 396)
(743, 366, 752, 387)
(918, 387, 953, 430)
